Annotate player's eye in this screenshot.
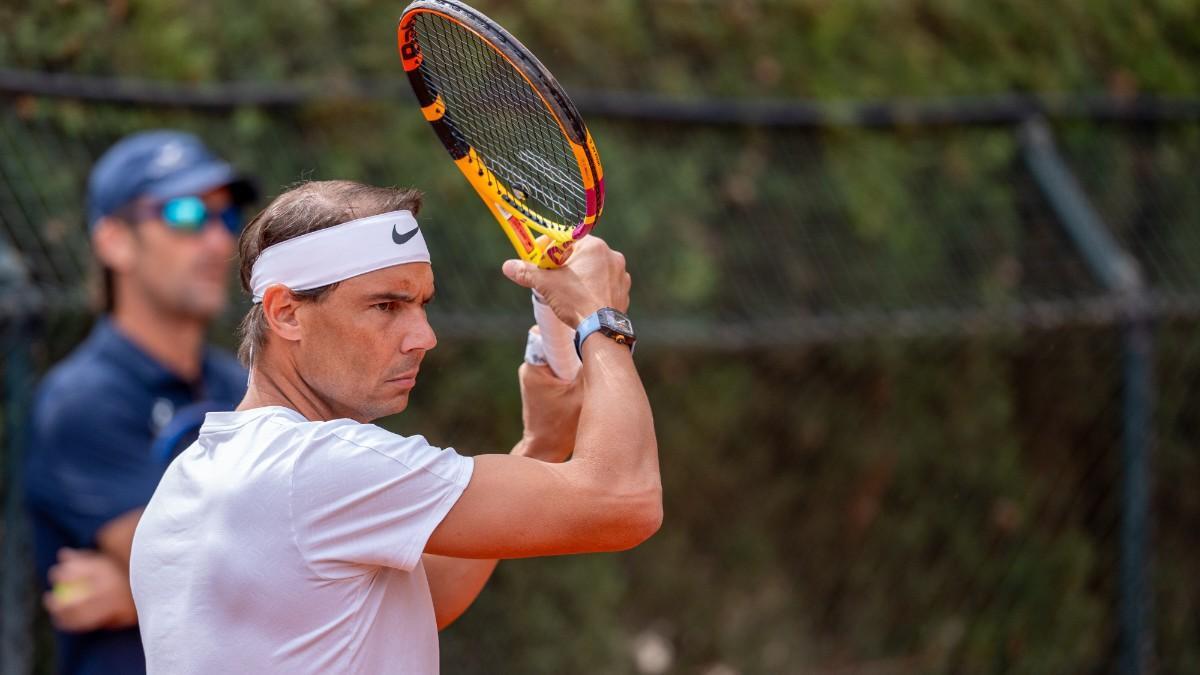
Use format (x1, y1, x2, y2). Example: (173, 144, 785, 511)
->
(373, 302, 398, 312)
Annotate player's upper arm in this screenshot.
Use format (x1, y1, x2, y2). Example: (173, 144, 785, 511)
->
(289, 425, 475, 577)
(424, 452, 662, 560)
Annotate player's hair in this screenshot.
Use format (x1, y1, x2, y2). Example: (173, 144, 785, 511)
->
(236, 180, 423, 366)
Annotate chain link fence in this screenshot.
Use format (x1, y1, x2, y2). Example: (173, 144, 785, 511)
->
(2, 72, 1199, 673)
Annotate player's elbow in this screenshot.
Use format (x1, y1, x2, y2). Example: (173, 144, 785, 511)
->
(595, 484, 663, 551)
(628, 488, 664, 547)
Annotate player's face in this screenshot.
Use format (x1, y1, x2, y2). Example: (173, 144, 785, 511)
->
(295, 263, 437, 423)
(129, 187, 237, 320)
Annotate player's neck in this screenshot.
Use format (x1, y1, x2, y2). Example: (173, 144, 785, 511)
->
(239, 355, 352, 423)
(111, 297, 208, 382)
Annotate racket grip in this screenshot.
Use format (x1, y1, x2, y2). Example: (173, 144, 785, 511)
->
(529, 292, 581, 380)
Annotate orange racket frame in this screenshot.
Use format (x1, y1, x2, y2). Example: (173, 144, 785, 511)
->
(398, 0, 605, 269)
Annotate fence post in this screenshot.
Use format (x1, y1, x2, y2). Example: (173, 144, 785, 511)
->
(1019, 117, 1154, 675)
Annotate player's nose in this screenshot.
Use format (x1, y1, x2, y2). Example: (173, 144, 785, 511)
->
(402, 312, 437, 353)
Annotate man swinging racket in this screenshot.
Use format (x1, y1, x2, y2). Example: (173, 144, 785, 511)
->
(129, 180, 661, 674)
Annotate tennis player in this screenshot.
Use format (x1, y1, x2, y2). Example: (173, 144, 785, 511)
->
(129, 180, 661, 674)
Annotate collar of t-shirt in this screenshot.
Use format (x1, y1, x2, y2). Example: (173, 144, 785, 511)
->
(202, 405, 309, 431)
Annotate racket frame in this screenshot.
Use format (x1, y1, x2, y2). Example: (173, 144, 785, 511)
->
(398, 0, 604, 269)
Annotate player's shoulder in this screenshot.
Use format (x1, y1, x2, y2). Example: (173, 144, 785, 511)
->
(300, 418, 468, 473)
(312, 419, 437, 456)
(213, 408, 457, 469)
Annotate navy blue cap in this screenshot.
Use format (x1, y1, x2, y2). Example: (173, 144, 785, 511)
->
(87, 130, 257, 230)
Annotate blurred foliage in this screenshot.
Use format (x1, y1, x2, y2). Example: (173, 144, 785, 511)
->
(393, 326, 1200, 674)
(3, 1, 1200, 673)
(2, 0, 1199, 97)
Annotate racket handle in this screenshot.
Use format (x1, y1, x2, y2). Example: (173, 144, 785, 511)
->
(529, 292, 581, 380)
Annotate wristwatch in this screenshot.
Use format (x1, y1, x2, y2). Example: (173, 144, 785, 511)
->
(574, 307, 636, 358)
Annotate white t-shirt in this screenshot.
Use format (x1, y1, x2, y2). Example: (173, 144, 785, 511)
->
(130, 406, 474, 674)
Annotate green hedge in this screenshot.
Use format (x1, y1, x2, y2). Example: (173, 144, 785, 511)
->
(3, 1, 1197, 97)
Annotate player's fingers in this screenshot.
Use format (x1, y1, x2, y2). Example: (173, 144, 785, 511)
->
(531, 361, 568, 384)
(502, 259, 539, 289)
(518, 361, 547, 382)
(574, 234, 605, 252)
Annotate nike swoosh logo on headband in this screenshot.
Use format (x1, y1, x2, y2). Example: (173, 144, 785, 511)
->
(392, 225, 420, 245)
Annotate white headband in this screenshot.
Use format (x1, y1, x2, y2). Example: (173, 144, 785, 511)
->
(249, 210, 430, 303)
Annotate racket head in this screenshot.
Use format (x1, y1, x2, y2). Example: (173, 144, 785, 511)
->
(398, 0, 604, 268)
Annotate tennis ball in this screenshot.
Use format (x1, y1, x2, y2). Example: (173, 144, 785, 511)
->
(52, 580, 89, 603)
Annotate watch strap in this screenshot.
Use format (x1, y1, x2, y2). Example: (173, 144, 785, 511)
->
(574, 311, 603, 359)
(574, 308, 635, 359)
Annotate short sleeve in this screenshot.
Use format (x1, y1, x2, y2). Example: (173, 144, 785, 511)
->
(289, 423, 474, 578)
(24, 383, 163, 547)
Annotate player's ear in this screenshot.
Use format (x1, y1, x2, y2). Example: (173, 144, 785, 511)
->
(92, 217, 138, 273)
(261, 286, 303, 343)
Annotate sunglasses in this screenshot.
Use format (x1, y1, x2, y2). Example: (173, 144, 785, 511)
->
(155, 196, 242, 234)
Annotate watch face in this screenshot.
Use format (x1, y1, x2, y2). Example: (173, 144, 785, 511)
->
(599, 308, 634, 336)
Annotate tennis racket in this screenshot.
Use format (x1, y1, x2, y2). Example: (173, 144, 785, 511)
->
(397, 0, 605, 380)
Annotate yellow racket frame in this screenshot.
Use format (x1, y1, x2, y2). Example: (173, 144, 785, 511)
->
(399, 2, 604, 269)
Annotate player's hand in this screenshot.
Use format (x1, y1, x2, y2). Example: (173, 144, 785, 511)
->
(44, 548, 138, 632)
(512, 359, 583, 462)
(502, 236, 631, 328)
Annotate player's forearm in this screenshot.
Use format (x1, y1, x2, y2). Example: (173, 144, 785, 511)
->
(511, 435, 570, 462)
(422, 553, 499, 630)
(575, 339, 657, 471)
(569, 338, 661, 541)
(512, 408, 576, 463)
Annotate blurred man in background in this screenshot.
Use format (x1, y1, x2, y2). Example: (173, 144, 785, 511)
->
(23, 130, 256, 674)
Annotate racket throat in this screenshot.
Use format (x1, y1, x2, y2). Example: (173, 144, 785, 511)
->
(495, 203, 537, 256)
(495, 203, 575, 268)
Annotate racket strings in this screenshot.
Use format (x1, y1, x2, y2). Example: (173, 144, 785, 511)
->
(427, 29, 581, 220)
(412, 13, 587, 229)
